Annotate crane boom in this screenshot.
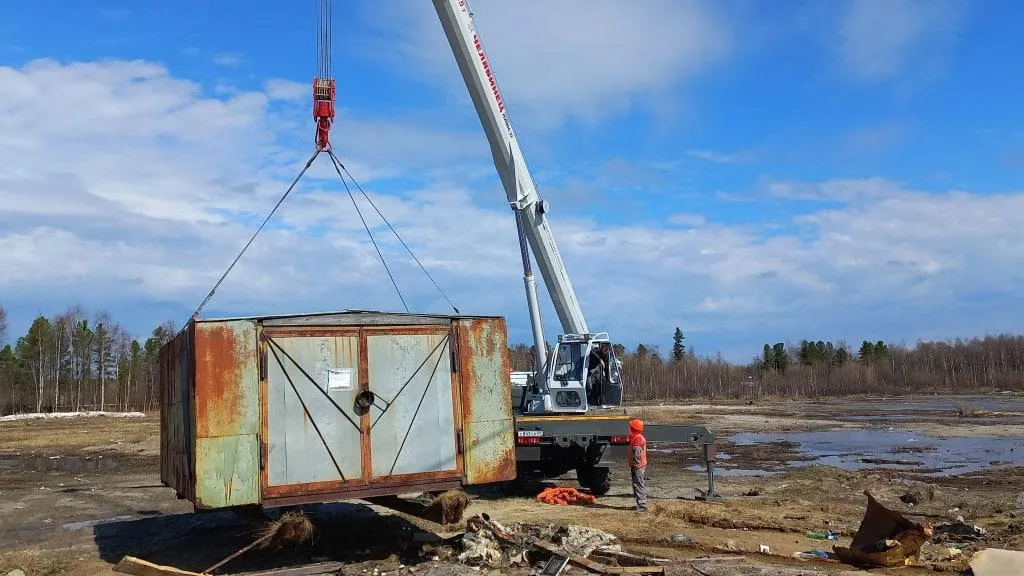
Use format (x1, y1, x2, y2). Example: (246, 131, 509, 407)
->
(432, 0, 589, 338)
(433, 0, 623, 414)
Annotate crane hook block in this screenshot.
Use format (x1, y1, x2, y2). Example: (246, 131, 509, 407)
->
(313, 77, 336, 150)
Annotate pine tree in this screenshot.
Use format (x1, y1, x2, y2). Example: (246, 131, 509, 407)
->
(672, 327, 685, 363)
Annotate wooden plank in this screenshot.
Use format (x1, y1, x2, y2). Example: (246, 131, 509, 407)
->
(226, 562, 346, 576)
(592, 548, 671, 565)
(534, 540, 665, 575)
(113, 556, 204, 576)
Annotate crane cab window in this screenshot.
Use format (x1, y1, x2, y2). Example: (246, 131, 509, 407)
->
(552, 342, 586, 382)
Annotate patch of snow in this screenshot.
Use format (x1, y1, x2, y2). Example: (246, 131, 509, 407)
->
(0, 411, 146, 422)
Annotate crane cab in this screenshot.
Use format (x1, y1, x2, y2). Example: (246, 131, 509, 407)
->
(523, 333, 623, 415)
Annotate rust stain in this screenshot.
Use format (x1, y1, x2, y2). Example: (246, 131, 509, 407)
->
(448, 327, 465, 477)
(265, 479, 462, 508)
(456, 318, 516, 485)
(258, 329, 270, 500)
(358, 328, 372, 481)
(158, 322, 197, 502)
(194, 324, 245, 439)
(263, 470, 460, 500)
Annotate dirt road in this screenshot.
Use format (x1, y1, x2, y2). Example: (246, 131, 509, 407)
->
(1, 395, 1021, 575)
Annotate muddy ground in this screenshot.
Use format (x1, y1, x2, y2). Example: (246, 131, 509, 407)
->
(1, 395, 1021, 576)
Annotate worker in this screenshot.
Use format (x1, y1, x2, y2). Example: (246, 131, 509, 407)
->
(628, 418, 648, 511)
(586, 346, 608, 405)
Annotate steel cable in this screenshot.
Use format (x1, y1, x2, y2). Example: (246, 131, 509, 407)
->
(328, 152, 460, 314)
(190, 149, 321, 321)
(325, 150, 410, 313)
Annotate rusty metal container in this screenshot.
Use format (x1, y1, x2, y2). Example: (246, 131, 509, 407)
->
(158, 310, 516, 510)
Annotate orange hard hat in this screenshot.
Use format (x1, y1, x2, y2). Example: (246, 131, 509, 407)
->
(629, 418, 643, 434)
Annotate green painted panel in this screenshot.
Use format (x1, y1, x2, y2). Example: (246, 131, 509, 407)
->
(194, 434, 260, 509)
(464, 419, 516, 485)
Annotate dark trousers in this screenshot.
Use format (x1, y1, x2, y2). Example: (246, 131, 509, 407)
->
(631, 466, 647, 509)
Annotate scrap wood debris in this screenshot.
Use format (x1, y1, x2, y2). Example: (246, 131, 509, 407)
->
(537, 486, 597, 506)
(932, 518, 987, 542)
(456, 513, 626, 570)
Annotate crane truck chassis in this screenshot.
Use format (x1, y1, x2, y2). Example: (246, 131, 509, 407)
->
(508, 376, 719, 497)
(430, 0, 719, 497)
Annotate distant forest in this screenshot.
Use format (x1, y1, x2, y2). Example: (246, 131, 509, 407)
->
(508, 327, 1024, 400)
(0, 304, 1021, 415)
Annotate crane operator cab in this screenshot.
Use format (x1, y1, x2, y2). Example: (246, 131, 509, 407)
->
(527, 333, 623, 414)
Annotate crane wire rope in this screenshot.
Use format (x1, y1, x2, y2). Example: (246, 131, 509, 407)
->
(317, 0, 331, 79)
(324, 150, 409, 313)
(190, 149, 321, 321)
(327, 150, 461, 314)
(186, 0, 458, 322)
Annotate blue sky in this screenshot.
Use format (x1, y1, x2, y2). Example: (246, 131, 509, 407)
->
(1, 0, 1023, 363)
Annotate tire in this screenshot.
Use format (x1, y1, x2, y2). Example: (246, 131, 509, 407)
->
(500, 467, 528, 496)
(577, 465, 612, 496)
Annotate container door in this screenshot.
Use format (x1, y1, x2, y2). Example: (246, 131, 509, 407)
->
(365, 331, 459, 479)
(263, 332, 364, 488)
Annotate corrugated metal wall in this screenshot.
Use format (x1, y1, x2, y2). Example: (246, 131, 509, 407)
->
(158, 323, 194, 501)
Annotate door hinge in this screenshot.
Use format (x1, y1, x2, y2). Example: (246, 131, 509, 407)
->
(258, 434, 266, 471)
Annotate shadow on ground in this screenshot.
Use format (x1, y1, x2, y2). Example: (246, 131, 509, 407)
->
(93, 502, 435, 573)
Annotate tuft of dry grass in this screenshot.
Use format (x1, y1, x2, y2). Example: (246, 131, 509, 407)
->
(259, 510, 316, 550)
(649, 502, 795, 533)
(423, 489, 471, 525)
(0, 415, 159, 454)
(952, 401, 983, 418)
(0, 550, 72, 576)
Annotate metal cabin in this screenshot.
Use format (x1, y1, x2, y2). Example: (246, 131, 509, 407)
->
(158, 310, 516, 510)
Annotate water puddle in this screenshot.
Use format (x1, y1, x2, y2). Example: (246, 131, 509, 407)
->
(833, 395, 1024, 414)
(729, 429, 1024, 476)
(686, 465, 778, 477)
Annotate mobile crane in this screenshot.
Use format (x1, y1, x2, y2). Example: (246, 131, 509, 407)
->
(431, 0, 717, 496)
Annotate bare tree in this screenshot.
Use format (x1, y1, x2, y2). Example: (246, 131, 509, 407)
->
(93, 310, 114, 411)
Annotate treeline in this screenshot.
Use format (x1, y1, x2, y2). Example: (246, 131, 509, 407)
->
(3, 303, 1023, 414)
(509, 328, 1024, 400)
(0, 304, 176, 415)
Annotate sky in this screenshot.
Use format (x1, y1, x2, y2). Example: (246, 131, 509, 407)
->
(1, 0, 1023, 363)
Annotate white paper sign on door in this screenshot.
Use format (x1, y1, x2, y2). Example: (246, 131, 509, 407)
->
(326, 367, 354, 391)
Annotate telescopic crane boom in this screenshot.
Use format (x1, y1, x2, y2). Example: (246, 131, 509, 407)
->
(432, 0, 623, 414)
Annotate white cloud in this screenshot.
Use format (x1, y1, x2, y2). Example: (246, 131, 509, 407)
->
(837, 0, 966, 83)
(764, 177, 902, 203)
(839, 122, 907, 154)
(1, 58, 1023, 361)
(264, 79, 307, 101)
(687, 149, 757, 164)
(213, 52, 244, 67)
(365, 0, 732, 127)
(668, 213, 708, 228)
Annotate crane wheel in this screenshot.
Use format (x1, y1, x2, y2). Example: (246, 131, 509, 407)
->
(577, 465, 612, 496)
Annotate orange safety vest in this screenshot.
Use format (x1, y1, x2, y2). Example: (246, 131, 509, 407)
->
(629, 433, 647, 469)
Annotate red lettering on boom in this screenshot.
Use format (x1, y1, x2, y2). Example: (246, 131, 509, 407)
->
(473, 34, 505, 114)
